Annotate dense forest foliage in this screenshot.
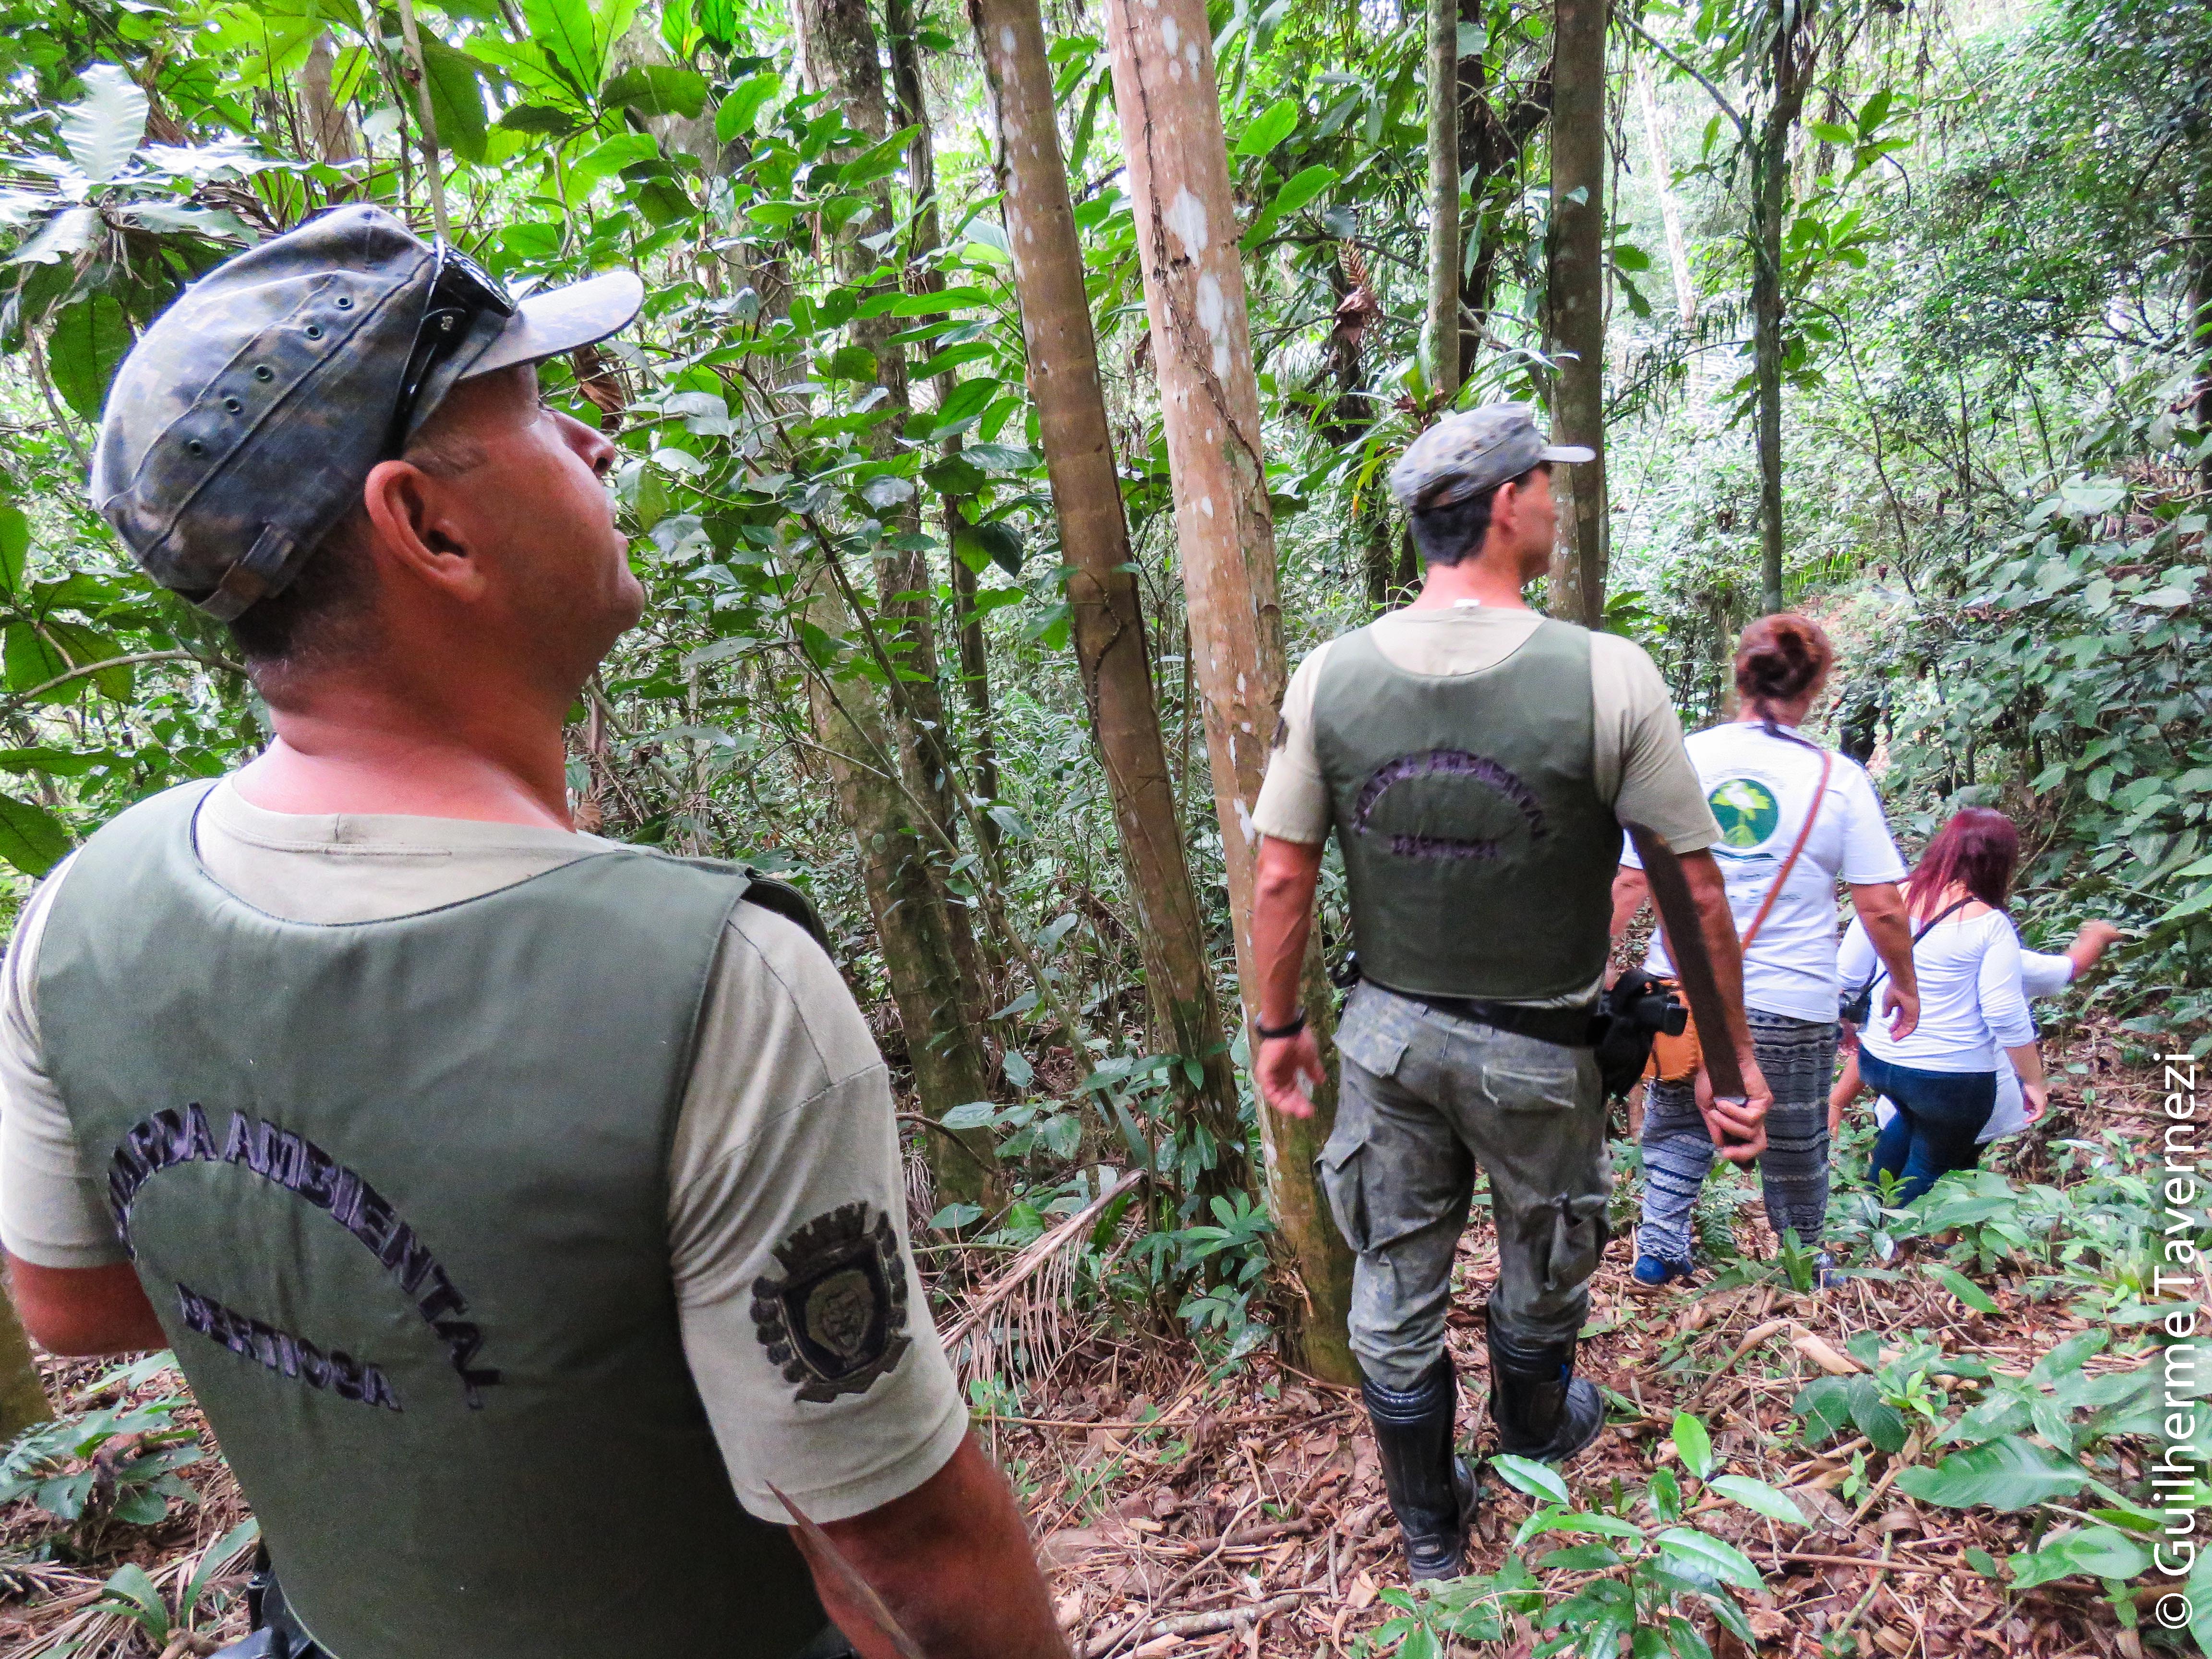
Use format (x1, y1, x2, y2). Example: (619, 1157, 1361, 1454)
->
(0, 0, 2206, 1650)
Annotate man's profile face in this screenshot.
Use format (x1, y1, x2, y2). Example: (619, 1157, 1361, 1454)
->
(1510, 464, 1558, 583)
(419, 365, 643, 672)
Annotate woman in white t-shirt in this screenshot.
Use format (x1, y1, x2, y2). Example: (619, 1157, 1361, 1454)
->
(1835, 921, 2120, 1143)
(1612, 615, 1922, 1287)
(1834, 808, 2049, 1203)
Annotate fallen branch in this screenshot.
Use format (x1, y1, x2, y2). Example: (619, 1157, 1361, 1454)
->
(1689, 1316, 1793, 1401)
(1082, 1591, 1321, 1658)
(942, 1167, 1146, 1350)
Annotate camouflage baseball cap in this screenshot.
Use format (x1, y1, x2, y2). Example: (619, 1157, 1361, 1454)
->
(91, 204, 643, 621)
(1388, 403, 1595, 512)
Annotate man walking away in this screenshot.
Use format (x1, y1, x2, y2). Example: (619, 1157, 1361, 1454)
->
(1249, 405, 1772, 1582)
(0, 206, 1066, 1659)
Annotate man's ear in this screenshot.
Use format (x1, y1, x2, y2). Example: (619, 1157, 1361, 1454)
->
(360, 458, 489, 602)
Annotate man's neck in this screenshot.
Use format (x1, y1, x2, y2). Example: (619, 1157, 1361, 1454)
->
(1404, 545, 1533, 612)
(232, 678, 576, 829)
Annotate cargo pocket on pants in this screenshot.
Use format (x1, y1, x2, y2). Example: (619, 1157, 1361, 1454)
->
(1539, 1191, 1612, 1294)
(1316, 1131, 1370, 1254)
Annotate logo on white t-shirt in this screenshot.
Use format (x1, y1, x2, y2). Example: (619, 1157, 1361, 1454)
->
(1708, 776, 1781, 850)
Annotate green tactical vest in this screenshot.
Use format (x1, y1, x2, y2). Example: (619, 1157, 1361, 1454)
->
(37, 781, 833, 1659)
(1310, 618, 1619, 1001)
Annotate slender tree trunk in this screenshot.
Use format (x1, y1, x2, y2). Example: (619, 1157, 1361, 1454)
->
(301, 34, 361, 166)
(0, 1284, 51, 1440)
(790, 0, 995, 1198)
(790, 0, 962, 842)
(801, 569, 1000, 1202)
(971, 0, 1247, 1195)
(1750, 23, 1811, 617)
(1425, 0, 1462, 398)
(1635, 60, 1696, 326)
(2189, 167, 2212, 493)
(1546, 0, 1608, 627)
(1100, 0, 1356, 1382)
(945, 513, 1001, 830)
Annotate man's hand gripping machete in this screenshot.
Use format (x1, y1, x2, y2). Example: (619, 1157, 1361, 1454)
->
(1623, 822, 1766, 1166)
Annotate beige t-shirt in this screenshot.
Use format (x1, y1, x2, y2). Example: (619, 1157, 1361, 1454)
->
(1252, 605, 1719, 854)
(0, 781, 966, 1526)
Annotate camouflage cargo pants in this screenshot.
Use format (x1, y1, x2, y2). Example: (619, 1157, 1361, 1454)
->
(1319, 981, 1612, 1393)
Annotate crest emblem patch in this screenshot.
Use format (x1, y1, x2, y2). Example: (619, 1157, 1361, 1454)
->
(752, 1202, 912, 1403)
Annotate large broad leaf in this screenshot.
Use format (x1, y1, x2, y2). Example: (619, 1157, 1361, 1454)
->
(1670, 1411, 1716, 1479)
(418, 38, 490, 164)
(46, 295, 133, 423)
(2007, 1525, 2152, 1589)
(715, 72, 781, 141)
(3, 623, 67, 695)
(59, 64, 148, 185)
(605, 65, 708, 119)
(521, 0, 640, 101)
(1893, 1437, 2090, 1511)
(0, 506, 26, 594)
(0, 794, 71, 878)
(10, 206, 102, 268)
(43, 620, 133, 699)
(1708, 1475, 1808, 1526)
(1488, 1453, 1570, 1507)
(1235, 96, 1299, 156)
(1653, 1527, 1765, 1590)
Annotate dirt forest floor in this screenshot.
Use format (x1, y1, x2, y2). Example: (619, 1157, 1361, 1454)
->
(0, 1017, 2175, 1658)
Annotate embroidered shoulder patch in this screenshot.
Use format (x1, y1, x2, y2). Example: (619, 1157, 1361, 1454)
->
(752, 1202, 912, 1403)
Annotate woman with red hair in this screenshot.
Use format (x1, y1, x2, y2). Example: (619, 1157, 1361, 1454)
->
(1836, 807, 2047, 1202)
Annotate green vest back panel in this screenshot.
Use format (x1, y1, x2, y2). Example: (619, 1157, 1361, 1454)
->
(1310, 619, 1618, 1000)
(37, 783, 826, 1659)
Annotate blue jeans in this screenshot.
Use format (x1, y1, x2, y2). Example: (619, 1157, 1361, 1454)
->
(1860, 1052, 1996, 1205)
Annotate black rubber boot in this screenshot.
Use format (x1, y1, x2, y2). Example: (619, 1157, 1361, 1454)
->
(1362, 1353, 1476, 1582)
(1486, 1322, 1605, 1465)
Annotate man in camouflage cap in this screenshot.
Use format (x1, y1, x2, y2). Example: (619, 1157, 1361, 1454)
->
(1245, 404, 1769, 1580)
(1, 205, 1068, 1659)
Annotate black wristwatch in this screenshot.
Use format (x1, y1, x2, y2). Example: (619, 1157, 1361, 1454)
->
(1254, 1011, 1307, 1041)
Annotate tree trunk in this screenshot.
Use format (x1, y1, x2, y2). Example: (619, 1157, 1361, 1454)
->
(971, 0, 1247, 1195)
(1635, 60, 1696, 326)
(301, 34, 361, 166)
(1750, 22, 1811, 617)
(1099, 0, 1357, 1382)
(1546, 0, 1608, 627)
(789, 0, 963, 843)
(2190, 166, 2212, 493)
(790, 0, 994, 1197)
(1425, 0, 1462, 399)
(0, 1284, 51, 1440)
(801, 568, 1000, 1202)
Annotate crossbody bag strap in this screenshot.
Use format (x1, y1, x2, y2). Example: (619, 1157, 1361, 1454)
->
(1861, 895, 1974, 1001)
(1739, 747, 1834, 953)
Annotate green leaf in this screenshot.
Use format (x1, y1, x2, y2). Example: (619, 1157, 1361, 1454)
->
(418, 37, 490, 163)
(498, 103, 578, 134)
(929, 1202, 983, 1229)
(0, 506, 27, 595)
(1235, 96, 1300, 155)
(46, 295, 133, 424)
(0, 794, 72, 878)
(960, 520, 1025, 577)
(3, 624, 66, 695)
(1670, 1411, 1716, 1479)
(1490, 1453, 1570, 1506)
(1964, 1547, 1999, 1576)
(716, 72, 781, 140)
(1893, 1436, 2091, 1512)
(60, 63, 148, 185)
(1808, 120, 1857, 146)
(1928, 1265, 1999, 1314)
(820, 344, 878, 382)
(1538, 1542, 1623, 1571)
(1708, 1475, 1808, 1526)
(180, 1518, 259, 1619)
(888, 286, 997, 316)
(44, 622, 132, 698)
(933, 378, 999, 429)
(1270, 163, 1338, 217)
(605, 64, 708, 119)
(1851, 1393, 1909, 1455)
(94, 1560, 168, 1634)
(2007, 1525, 2152, 1589)
(1653, 1528, 1764, 1591)
(521, 0, 639, 99)
(943, 1098, 1004, 1133)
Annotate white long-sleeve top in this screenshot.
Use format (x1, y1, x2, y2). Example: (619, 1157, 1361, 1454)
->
(1839, 905, 2037, 1072)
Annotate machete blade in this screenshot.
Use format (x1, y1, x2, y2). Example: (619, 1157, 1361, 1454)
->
(1623, 821, 1746, 1102)
(769, 1481, 928, 1659)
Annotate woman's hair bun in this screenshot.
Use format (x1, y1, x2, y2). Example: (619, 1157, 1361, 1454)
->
(1734, 613, 1833, 710)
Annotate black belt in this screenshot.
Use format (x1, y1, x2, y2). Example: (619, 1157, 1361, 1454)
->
(1403, 991, 1602, 1050)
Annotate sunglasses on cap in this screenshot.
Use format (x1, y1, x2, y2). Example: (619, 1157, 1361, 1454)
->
(382, 239, 516, 460)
